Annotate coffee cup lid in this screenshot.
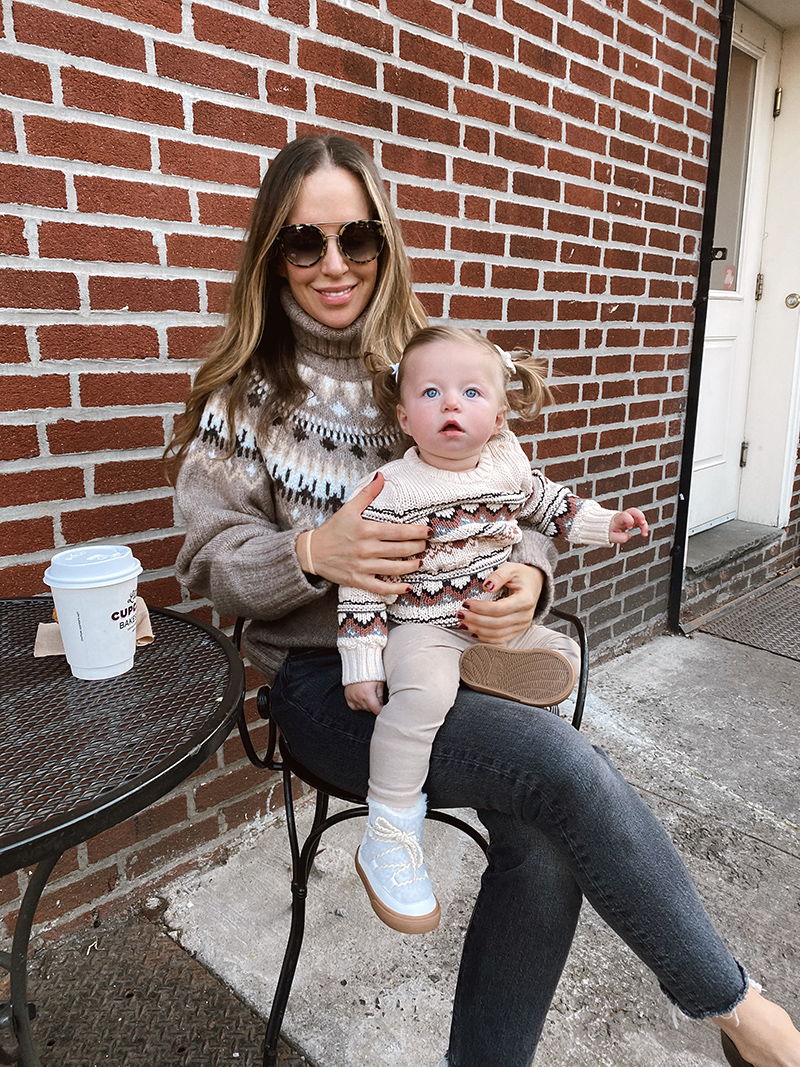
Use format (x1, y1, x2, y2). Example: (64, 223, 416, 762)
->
(44, 545, 143, 589)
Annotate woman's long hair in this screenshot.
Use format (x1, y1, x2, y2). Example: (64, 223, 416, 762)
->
(166, 135, 427, 468)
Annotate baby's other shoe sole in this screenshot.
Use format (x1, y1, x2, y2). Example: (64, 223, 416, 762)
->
(459, 645, 576, 708)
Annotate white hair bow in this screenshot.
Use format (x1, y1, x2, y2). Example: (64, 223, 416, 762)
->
(494, 344, 516, 374)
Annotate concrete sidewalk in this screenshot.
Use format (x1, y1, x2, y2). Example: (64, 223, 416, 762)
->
(160, 629, 800, 1067)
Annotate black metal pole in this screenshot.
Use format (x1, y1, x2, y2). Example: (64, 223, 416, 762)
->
(667, 0, 737, 632)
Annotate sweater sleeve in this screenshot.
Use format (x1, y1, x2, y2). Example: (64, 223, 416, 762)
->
(508, 530, 558, 622)
(337, 585, 390, 684)
(521, 470, 615, 547)
(175, 432, 330, 624)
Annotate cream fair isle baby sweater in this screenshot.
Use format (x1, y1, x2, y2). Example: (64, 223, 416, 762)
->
(338, 427, 616, 685)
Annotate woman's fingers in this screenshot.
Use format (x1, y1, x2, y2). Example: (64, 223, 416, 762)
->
(303, 474, 429, 589)
(457, 563, 543, 643)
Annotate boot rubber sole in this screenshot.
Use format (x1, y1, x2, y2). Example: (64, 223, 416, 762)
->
(459, 644, 576, 707)
(355, 851, 441, 935)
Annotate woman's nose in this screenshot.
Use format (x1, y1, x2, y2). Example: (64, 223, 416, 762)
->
(320, 235, 347, 274)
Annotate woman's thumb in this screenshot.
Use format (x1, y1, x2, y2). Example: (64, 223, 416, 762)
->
(354, 470, 384, 512)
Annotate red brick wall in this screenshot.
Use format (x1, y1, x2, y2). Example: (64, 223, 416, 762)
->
(1, 0, 723, 936)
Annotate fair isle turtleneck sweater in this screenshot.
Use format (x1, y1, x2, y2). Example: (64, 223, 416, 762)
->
(175, 288, 557, 683)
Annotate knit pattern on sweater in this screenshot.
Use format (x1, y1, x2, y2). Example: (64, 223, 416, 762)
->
(337, 428, 614, 685)
(193, 292, 400, 532)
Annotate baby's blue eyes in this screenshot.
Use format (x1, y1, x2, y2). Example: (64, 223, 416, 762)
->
(421, 387, 481, 398)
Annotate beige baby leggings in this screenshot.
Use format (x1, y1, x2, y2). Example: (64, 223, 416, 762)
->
(368, 622, 581, 809)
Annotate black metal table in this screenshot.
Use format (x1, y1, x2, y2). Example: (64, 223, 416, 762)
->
(0, 597, 245, 1066)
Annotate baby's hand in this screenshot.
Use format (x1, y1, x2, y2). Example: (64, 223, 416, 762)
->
(608, 508, 649, 544)
(344, 680, 384, 715)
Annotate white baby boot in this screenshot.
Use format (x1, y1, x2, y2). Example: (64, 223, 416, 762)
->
(355, 794, 440, 934)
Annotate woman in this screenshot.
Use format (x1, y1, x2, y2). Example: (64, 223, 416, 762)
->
(169, 134, 799, 1067)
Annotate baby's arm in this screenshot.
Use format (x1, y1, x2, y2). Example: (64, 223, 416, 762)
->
(344, 680, 384, 715)
(608, 508, 649, 543)
(522, 467, 648, 547)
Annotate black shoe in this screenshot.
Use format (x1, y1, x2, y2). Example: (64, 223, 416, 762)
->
(721, 1032, 755, 1067)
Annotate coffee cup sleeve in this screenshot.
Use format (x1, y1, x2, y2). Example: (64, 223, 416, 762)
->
(34, 597, 154, 657)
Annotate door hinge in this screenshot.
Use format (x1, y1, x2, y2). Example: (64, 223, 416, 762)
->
(774, 86, 782, 117)
(755, 273, 764, 300)
(740, 441, 749, 468)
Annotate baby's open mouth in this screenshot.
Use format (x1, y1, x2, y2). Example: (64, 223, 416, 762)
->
(440, 421, 463, 433)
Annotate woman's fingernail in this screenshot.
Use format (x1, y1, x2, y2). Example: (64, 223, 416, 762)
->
(484, 581, 495, 590)
(456, 611, 465, 620)
(427, 528, 434, 537)
(462, 602, 471, 609)
(372, 472, 380, 481)
(458, 624, 468, 631)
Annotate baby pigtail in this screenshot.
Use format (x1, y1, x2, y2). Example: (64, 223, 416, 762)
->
(504, 352, 554, 421)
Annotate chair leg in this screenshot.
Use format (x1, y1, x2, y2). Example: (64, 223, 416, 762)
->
(262, 782, 371, 1065)
(263, 768, 308, 1066)
(262, 873, 309, 1066)
(306, 791, 329, 877)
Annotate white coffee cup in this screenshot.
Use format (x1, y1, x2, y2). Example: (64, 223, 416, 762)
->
(43, 545, 143, 680)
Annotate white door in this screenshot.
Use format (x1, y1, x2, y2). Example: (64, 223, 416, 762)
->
(739, 22, 800, 528)
(688, 8, 782, 534)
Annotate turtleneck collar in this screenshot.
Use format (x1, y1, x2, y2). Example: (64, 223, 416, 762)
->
(279, 284, 366, 364)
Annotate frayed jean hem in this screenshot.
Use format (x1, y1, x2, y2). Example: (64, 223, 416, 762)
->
(663, 959, 751, 1024)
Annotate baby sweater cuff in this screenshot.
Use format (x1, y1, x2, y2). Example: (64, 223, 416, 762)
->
(340, 643, 386, 686)
(570, 501, 616, 545)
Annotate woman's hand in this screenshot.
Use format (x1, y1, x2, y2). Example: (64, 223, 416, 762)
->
(344, 680, 385, 715)
(305, 472, 430, 595)
(457, 563, 545, 645)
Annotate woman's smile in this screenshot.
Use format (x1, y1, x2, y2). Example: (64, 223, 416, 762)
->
(315, 284, 357, 306)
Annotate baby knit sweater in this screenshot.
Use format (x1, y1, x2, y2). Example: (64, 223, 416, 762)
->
(175, 288, 557, 683)
(338, 428, 615, 685)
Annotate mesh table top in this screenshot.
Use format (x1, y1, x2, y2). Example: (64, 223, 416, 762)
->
(0, 597, 244, 875)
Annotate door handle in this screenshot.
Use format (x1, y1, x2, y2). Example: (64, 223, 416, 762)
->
(786, 293, 800, 309)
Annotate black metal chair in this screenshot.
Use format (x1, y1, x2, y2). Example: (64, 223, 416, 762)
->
(233, 607, 588, 1067)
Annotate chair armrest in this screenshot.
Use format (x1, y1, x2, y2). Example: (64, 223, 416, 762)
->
(547, 607, 589, 731)
(232, 618, 282, 771)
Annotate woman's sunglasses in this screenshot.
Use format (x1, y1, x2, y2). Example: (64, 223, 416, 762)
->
(277, 219, 385, 268)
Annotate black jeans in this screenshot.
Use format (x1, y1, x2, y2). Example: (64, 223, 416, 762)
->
(269, 649, 747, 1067)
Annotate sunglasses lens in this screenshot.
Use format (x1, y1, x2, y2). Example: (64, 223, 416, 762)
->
(340, 221, 384, 263)
(281, 225, 325, 266)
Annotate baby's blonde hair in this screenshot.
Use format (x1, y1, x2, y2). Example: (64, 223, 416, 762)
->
(371, 325, 553, 426)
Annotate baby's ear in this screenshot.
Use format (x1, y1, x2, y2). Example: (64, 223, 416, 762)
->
(396, 403, 409, 434)
(494, 409, 507, 432)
